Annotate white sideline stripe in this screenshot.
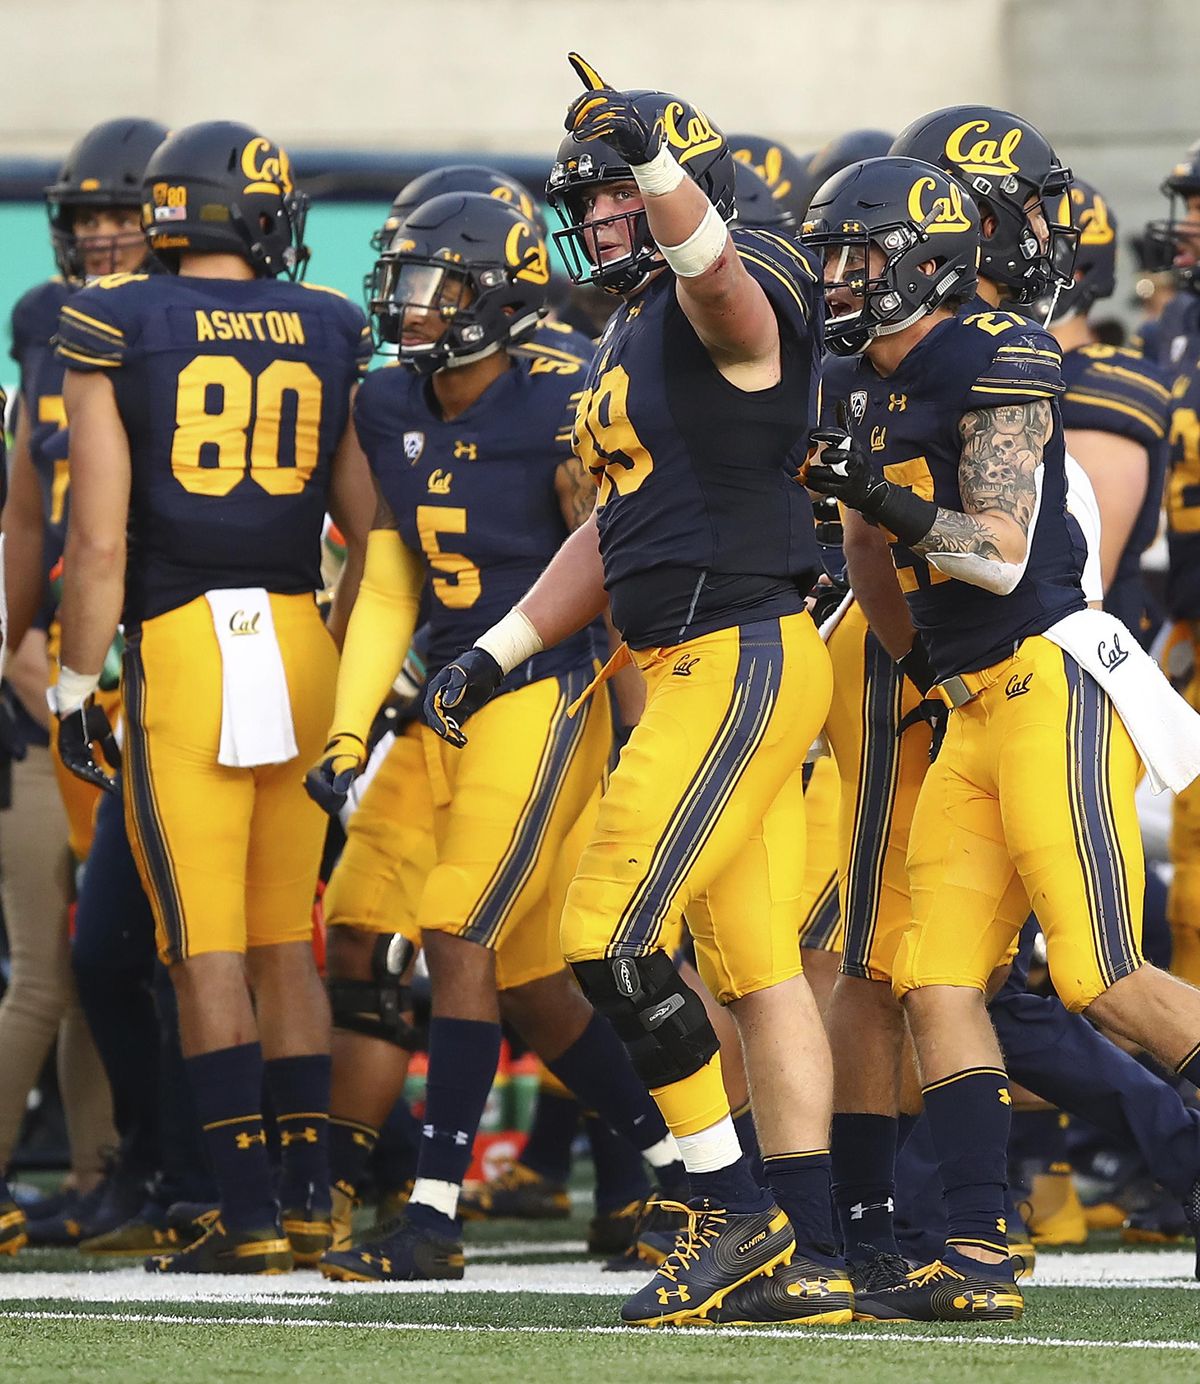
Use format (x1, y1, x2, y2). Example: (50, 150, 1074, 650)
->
(5, 1309, 1200, 1353)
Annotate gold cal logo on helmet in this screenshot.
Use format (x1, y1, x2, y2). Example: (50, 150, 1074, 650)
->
(505, 220, 550, 285)
(663, 102, 723, 165)
(490, 185, 538, 222)
(944, 119, 1023, 177)
(734, 145, 790, 202)
(1074, 188, 1115, 247)
(241, 137, 294, 196)
(908, 176, 972, 233)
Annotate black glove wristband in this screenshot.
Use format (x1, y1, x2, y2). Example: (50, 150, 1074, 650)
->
(864, 483, 939, 548)
(897, 642, 936, 697)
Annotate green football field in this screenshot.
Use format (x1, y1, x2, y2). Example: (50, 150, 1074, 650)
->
(1, 1198, 1198, 1383)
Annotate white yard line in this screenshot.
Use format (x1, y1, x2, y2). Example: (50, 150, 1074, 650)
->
(4, 1308, 1200, 1353)
(0, 1248, 1195, 1304)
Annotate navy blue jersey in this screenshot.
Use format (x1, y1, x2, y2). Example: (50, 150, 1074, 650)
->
(11, 278, 73, 566)
(1150, 291, 1200, 370)
(574, 228, 825, 648)
(1165, 337, 1200, 619)
(524, 316, 598, 365)
(1060, 342, 1171, 639)
(56, 274, 371, 627)
(832, 303, 1084, 680)
(354, 348, 600, 689)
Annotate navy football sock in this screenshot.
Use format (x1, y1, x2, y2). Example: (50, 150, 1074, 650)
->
(406, 1017, 501, 1236)
(1010, 1107, 1069, 1170)
(690, 1153, 772, 1213)
(265, 1054, 331, 1214)
(520, 1088, 580, 1186)
(186, 1042, 276, 1231)
(732, 1102, 765, 1182)
(585, 1116, 653, 1214)
(923, 1067, 1012, 1256)
(546, 1014, 675, 1166)
(329, 1116, 379, 1198)
(831, 1112, 900, 1258)
(372, 1097, 421, 1193)
(763, 1150, 838, 1259)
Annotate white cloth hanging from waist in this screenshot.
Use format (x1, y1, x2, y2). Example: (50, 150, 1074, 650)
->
(1042, 607, 1200, 795)
(203, 588, 298, 768)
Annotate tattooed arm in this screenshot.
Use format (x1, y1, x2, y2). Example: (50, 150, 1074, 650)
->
(915, 398, 1053, 594)
(555, 453, 598, 532)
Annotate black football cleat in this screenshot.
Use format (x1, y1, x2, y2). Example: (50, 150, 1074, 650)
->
(145, 1215, 293, 1275)
(620, 1199, 795, 1327)
(81, 1203, 184, 1257)
(853, 1256, 1023, 1322)
(697, 1253, 854, 1326)
(319, 1215, 464, 1282)
(459, 1163, 570, 1222)
(848, 1250, 911, 1302)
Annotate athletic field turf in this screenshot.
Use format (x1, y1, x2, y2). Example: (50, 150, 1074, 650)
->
(2, 1204, 1197, 1382)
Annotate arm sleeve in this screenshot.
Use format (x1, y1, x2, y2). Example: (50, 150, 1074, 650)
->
(327, 529, 425, 745)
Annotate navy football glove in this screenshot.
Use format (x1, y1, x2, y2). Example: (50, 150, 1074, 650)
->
(305, 732, 367, 816)
(423, 648, 504, 748)
(564, 52, 661, 167)
(57, 699, 121, 796)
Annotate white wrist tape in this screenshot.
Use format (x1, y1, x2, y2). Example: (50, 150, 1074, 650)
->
(630, 144, 686, 198)
(659, 203, 729, 279)
(474, 607, 544, 676)
(52, 665, 100, 717)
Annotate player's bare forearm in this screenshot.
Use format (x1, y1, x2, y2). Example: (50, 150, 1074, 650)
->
(518, 509, 608, 647)
(554, 454, 597, 532)
(914, 399, 1051, 566)
(326, 411, 375, 649)
(842, 508, 917, 661)
(1, 411, 48, 657)
(58, 370, 131, 675)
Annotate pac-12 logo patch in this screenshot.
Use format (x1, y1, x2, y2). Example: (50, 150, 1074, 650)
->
(849, 390, 868, 423)
(403, 431, 425, 463)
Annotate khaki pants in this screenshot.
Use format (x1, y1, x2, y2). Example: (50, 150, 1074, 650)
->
(0, 745, 115, 1178)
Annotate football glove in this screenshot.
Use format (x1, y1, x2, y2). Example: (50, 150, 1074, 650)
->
(56, 699, 122, 796)
(800, 422, 937, 548)
(564, 52, 661, 167)
(423, 648, 504, 748)
(897, 698, 949, 763)
(304, 732, 367, 816)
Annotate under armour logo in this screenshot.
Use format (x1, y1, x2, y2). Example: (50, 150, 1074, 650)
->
(888, 392, 908, 412)
(656, 1285, 691, 1304)
(453, 440, 477, 460)
(786, 1277, 832, 1298)
(627, 302, 643, 319)
(235, 1130, 267, 1150)
(998, 1087, 1012, 1105)
(1098, 632, 1129, 672)
(673, 655, 700, 676)
(1005, 673, 1032, 699)
(736, 1230, 768, 1255)
(997, 1217, 1007, 1234)
(849, 1198, 895, 1219)
(280, 1126, 319, 1146)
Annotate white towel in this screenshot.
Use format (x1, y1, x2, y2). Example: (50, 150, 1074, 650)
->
(204, 588, 298, 768)
(1042, 608, 1200, 795)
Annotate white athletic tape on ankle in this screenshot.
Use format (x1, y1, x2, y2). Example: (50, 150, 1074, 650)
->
(676, 1116, 742, 1174)
(409, 1178, 460, 1220)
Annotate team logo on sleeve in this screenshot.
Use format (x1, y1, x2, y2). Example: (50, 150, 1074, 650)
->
(403, 431, 426, 463)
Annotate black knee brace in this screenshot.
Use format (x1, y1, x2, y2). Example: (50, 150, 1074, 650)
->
(328, 934, 419, 1050)
(571, 952, 719, 1088)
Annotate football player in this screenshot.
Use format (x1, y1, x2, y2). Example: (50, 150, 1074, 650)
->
(0, 117, 169, 1248)
(307, 191, 688, 1283)
(1146, 142, 1200, 985)
(52, 120, 376, 1273)
(802, 149, 1200, 1321)
(421, 55, 854, 1329)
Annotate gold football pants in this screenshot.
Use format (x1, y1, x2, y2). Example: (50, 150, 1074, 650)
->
(122, 593, 336, 963)
(560, 612, 833, 1004)
(893, 635, 1144, 1012)
(1167, 623, 1200, 982)
(796, 754, 844, 954)
(327, 669, 608, 991)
